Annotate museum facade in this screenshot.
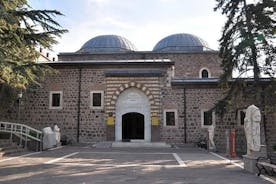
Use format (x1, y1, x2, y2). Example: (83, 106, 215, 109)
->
(1, 33, 275, 154)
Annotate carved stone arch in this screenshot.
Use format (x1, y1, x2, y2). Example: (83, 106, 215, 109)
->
(110, 81, 155, 106)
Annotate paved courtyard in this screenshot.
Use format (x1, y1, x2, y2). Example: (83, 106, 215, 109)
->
(0, 146, 274, 184)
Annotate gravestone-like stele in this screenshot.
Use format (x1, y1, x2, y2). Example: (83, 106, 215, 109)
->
(42, 127, 56, 150)
(244, 105, 261, 155)
(208, 126, 216, 150)
(54, 124, 61, 145)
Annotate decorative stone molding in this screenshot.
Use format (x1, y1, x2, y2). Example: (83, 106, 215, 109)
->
(110, 81, 156, 108)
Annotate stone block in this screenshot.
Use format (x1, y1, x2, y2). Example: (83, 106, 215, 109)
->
(243, 155, 258, 174)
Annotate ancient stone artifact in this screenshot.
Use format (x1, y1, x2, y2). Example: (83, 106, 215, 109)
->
(208, 125, 216, 150)
(244, 104, 261, 155)
(54, 124, 61, 145)
(42, 127, 56, 150)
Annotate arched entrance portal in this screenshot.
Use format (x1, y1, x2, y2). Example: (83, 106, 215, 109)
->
(115, 88, 151, 142)
(122, 112, 144, 140)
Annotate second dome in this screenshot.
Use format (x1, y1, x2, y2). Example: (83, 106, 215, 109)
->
(153, 33, 210, 52)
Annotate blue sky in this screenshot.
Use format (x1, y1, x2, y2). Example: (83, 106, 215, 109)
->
(28, 0, 226, 53)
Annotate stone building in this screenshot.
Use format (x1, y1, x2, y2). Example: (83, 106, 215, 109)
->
(1, 33, 275, 154)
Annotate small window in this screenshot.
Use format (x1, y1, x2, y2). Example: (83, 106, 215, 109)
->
(237, 109, 246, 126)
(201, 110, 215, 127)
(199, 68, 211, 78)
(201, 69, 209, 78)
(164, 109, 177, 127)
(49, 91, 62, 109)
(52, 94, 60, 106)
(90, 91, 104, 109)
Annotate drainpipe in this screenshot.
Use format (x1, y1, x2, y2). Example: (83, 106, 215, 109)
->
(183, 88, 187, 143)
(77, 67, 82, 143)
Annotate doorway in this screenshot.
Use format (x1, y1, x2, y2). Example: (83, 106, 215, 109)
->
(122, 112, 144, 140)
(115, 88, 151, 142)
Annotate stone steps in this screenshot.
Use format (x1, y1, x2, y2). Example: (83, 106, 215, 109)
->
(172, 143, 196, 148)
(0, 139, 26, 159)
(112, 142, 171, 148)
(0, 139, 11, 146)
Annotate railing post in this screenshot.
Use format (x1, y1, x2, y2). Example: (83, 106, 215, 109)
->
(40, 135, 43, 151)
(20, 126, 23, 146)
(25, 129, 29, 149)
(10, 124, 13, 143)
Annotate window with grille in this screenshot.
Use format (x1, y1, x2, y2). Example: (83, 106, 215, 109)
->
(90, 91, 104, 109)
(49, 91, 62, 109)
(201, 110, 215, 127)
(164, 109, 177, 127)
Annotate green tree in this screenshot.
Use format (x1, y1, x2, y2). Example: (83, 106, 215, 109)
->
(0, 0, 67, 92)
(214, 0, 276, 114)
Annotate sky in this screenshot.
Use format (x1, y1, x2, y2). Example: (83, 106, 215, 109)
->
(28, 0, 227, 54)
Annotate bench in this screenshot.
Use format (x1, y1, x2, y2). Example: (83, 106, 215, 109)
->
(256, 153, 276, 176)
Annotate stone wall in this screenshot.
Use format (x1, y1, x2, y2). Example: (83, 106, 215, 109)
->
(78, 68, 106, 142)
(0, 50, 274, 154)
(59, 52, 222, 78)
(162, 53, 222, 78)
(214, 111, 246, 154)
(266, 112, 276, 154)
(0, 68, 80, 142)
(185, 88, 223, 143)
(160, 87, 185, 143)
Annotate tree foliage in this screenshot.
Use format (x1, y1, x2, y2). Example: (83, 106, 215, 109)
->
(214, 0, 276, 114)
(0, 0, 67, 91)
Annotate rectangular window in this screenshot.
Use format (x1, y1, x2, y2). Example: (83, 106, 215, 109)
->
(52, 93, 60, 107)
(90, 91, 104, 109)
(237, 109, 246, 126)
(204, 111, 213, 126)
(201, 109, 215, 127)
(164, 109, 177, 127)
(49, 91, 62, 109)
(93, 93, 101, 107)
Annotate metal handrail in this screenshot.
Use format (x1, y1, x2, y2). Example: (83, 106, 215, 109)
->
(0, 121, 42, 147)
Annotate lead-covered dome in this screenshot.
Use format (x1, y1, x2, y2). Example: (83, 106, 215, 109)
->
(77, 35, 137, 53)
(153, 33, 210, 52)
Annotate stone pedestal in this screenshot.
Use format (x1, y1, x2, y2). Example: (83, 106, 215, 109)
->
(243, 145, 267, 174)
(243, 155, 258, 173)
